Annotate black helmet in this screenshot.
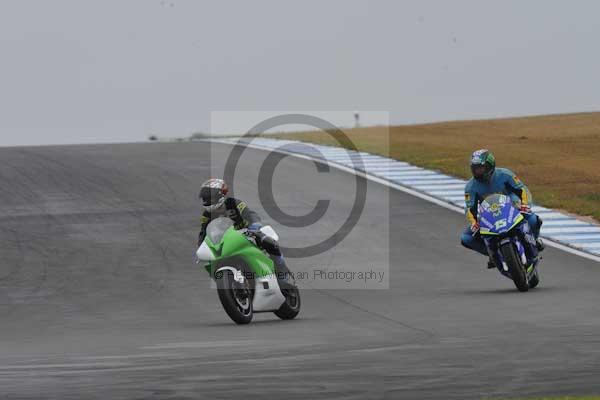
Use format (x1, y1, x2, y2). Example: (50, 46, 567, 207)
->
(199, 178, 228, 211)
(470, 149, 496, 182)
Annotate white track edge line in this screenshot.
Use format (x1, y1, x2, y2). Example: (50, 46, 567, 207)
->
(214, 139, 600, 263)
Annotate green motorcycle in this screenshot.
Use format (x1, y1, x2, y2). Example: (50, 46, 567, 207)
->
(196, 217, 301, 324)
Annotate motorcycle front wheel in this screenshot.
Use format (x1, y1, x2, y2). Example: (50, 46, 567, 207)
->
(500, 242, 529, 292)
(216, 269, 253, 324)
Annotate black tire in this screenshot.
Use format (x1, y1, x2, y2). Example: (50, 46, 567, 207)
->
(499, 242, 529, 292)
(216, 269, 253, 324)
(274, 286, 301, 320)
(528, 270, 540, 289)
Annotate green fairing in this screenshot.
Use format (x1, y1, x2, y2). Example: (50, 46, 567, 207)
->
(203, 226, 275, 279)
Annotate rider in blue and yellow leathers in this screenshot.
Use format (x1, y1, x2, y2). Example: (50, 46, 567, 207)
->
(460, 149, 545, 268)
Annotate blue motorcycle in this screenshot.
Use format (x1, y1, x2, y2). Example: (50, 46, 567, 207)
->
(478, 194, 541, 292)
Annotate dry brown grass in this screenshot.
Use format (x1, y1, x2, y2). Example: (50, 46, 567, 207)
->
(271, 112, 600, 221)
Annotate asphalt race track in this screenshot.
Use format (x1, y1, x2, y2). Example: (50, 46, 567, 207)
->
(1, 142, 599, 399)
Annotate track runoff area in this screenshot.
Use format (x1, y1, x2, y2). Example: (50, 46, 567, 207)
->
(213, 137, 600, 263)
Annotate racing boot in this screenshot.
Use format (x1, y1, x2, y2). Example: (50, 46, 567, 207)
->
(272, 255, 295, 289)
(533, 216, 544, 252)
(536, 238, 545, 252)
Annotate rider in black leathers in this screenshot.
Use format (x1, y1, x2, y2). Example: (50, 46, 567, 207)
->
(197, 178, 293, 285)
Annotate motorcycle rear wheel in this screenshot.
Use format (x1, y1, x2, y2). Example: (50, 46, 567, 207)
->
(274, 286, 301, 320)
(528, 269, 540, 289)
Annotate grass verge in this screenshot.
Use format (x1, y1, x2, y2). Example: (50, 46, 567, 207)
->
(271, 112, 600, 222)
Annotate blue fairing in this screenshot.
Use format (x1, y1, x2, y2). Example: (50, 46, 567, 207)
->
(478, 194, 538, 280)
(478, 194, 522, 235)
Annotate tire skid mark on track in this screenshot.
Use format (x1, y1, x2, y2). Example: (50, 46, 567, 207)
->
(308, 287, 435, 337)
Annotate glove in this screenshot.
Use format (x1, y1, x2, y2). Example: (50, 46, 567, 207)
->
(248, 222, 262, 233)
(520, 204, 531, 214)
(470, 222, 480, 234)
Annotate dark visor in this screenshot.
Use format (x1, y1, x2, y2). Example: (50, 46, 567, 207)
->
(199, 187, 221, 205)
(471, 164, 486, 179)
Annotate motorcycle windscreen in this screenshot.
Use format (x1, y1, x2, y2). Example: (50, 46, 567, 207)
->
(206, 217, 234, 245)
(478, 194, 522, 235)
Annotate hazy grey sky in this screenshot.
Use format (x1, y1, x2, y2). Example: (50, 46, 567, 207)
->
(1, 1, 600, 146)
